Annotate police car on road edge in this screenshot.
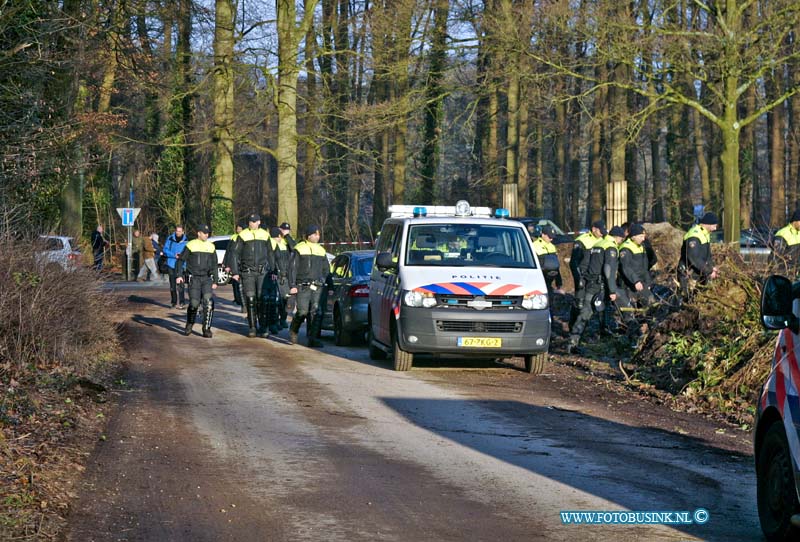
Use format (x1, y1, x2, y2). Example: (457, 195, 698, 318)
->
(757, 275, 800, 541)
(368, 201, 551, 373)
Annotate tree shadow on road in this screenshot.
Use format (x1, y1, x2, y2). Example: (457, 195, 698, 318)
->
(379, 397, 758, 542)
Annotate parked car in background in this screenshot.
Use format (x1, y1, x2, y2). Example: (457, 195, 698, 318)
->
(208, 235, 232, 285)
(36, 235, 83, 271)
(320, 250, 373, 346)
(710, 228, 773, 257)
(513, 217, 574, 244)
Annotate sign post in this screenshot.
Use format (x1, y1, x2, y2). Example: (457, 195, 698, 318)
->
(116, 207, 141, 280)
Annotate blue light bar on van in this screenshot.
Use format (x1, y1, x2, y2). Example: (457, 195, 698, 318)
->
(413, 206, 427, 217)
(495, 208, 510, 219)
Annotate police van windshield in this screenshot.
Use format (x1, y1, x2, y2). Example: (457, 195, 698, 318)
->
(405, 224, 536, 268)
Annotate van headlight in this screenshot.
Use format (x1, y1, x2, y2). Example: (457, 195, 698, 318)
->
(522, 294, 548, 310)
(404, 290, 437, 308)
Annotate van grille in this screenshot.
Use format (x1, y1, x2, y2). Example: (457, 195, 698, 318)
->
(435, 294, 522, 309)
(436, 321, 523, 333)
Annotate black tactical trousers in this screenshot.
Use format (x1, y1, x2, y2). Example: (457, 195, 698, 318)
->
(570, 281, 604, 339)
(168, 266, 186, 306)
(241, 269, 267, 299)
(188, 275, 214, 309)
(186, 275, 214, 332)
(291, 283, 323, 335)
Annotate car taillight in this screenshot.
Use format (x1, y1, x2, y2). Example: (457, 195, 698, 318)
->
(349, 285, 369, 297)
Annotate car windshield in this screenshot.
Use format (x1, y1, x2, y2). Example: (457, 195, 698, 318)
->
(352, 256, 373, 276)
(405, 224, 536, 268)
(213, 239, 229, 250)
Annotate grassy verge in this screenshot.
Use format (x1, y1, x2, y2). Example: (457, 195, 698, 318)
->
(0, 233, 122, 539)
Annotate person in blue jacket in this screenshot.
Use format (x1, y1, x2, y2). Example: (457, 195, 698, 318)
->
(163, 225, 189, 309)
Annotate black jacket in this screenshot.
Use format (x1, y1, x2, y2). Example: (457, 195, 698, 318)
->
(231, 227, 273, 275)
(289, 240, 328, 287)
(618, 239, 652, 289)
(679, 225, 713, 278)
(180, 239, 220, 283)
(270, 237, 291, 277)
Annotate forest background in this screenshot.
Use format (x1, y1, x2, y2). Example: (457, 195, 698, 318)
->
(3, 0, 800, 245)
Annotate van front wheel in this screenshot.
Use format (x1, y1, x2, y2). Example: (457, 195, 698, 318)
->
(524, 353, 547, 374)
(392, 325, 413, 371)
(757, 422, 800, 541)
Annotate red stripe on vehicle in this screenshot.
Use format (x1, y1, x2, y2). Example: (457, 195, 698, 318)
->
(489, 284, 520, 295)
(445, 284, 474, 295)
(776, 361, 787, 416)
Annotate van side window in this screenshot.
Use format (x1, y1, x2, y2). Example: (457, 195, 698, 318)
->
(376, 224, 399, 254)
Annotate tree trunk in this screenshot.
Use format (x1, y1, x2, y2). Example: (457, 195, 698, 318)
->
(517, 85, 530, 215)
(691, 106, 711, 205)
(419, 0, 448, 204)
(607, 69, 627, 228)
(588, 65, 607, 224)
(650, 123, 663, 222)
(769, 95, 787, 227)
(503, 70, 520, 214)
(177, 0, 193, 223)
(486, 85, 500, 207)
(97, 3, 121, 115)
(553, 100, 567, 226)
(739, 85, 756, 229)
(534, 124, 544, 215)
(276, 0, 319, 228)
(721, 71, 742, 244)
(213, 0, 235, 233)
(303, 10, 319, 225)
(58, 0, 88, 238)
(789, 86, 800, 212)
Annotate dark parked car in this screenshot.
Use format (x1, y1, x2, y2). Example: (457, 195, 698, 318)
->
(710, 228, 774, 257)
(320, 250, 373, 345)
(514, 217, 574, 245)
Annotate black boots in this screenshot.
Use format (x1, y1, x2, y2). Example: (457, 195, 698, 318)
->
(246, 297, 258, 337)
(202, 299, 214, 338)
(184, 305, 198, 336)
(256, 299, 269, 338)
(307, 315, 323, 348)
(289, 316, 302, 345)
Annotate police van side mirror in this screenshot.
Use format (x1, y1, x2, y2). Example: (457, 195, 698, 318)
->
(375, 251, 397, 271)
(761, 275, 799, 332)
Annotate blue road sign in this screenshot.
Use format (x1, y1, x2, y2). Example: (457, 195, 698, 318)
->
(116, 207, 141, 227)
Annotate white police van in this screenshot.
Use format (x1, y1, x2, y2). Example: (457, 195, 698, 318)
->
(368, 201, 551, 373)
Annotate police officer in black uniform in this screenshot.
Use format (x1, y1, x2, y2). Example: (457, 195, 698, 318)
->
(569, 220, 605, 328)
(617, 223, 655, 335)
(288, 225, 329, 347)
(176, 224, 219, 338)
(231, 213, 274, 338)
(678, 212, 719, 300)
(533, 225, 564, 296)
(279, 222, 297, 250)
(224, 223, 245, 312)
(568, 222, 622, 354)
(263, 226, 292, 333)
